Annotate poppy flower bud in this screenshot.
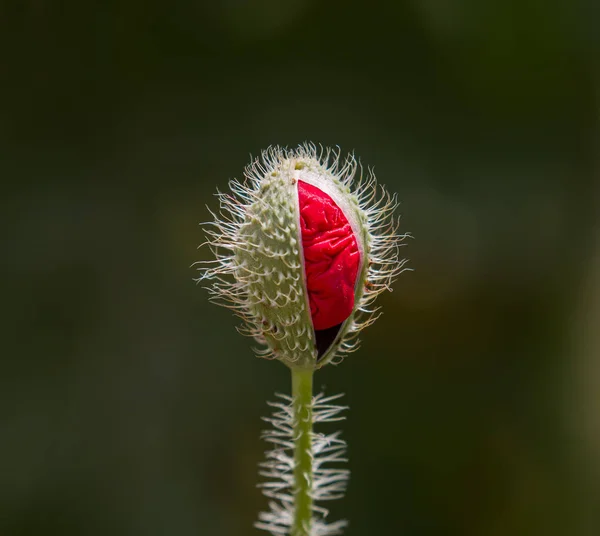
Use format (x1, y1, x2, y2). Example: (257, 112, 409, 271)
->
(198, 144, 407, 369)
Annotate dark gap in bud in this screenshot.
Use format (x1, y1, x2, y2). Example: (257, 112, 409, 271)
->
(315, 323, 343, 360)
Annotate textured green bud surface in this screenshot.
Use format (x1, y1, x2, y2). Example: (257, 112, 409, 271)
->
(235, 171, 316, 368)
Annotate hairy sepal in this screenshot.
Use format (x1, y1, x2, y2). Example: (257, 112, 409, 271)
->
(234, 169, 316, 368)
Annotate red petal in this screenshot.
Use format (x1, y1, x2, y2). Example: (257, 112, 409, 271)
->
(298, 180, 361, 330)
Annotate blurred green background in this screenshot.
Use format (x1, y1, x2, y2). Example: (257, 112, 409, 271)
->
(2, 1, 599, 535)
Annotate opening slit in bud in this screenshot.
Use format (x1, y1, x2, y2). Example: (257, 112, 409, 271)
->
(314, 322, 344, 360)
(297, 180, 361, 359)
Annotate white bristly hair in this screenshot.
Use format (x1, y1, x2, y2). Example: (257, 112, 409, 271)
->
(255, 392, 350, 536)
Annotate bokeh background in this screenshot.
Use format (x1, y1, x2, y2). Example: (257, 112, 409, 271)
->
(2, 1, 599, 535)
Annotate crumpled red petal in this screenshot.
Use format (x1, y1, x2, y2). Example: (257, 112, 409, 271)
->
(298, 180, 361, 331)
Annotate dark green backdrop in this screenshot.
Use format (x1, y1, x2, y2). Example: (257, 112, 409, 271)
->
(2, 1, 599, 535)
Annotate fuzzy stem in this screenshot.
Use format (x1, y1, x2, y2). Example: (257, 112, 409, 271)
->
(291, 366, 314, 536)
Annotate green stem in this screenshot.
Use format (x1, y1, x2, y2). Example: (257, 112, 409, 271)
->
(291, 366, 314, 536)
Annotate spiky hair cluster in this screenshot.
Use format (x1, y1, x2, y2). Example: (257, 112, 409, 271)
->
(196, 143, 408, 369)
(256, 393, 349, 536)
